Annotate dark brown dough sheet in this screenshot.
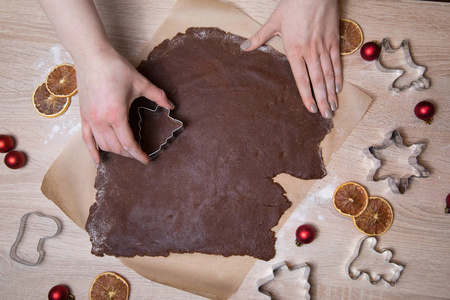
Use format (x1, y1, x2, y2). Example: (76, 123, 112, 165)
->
(85, 27, 332, 261)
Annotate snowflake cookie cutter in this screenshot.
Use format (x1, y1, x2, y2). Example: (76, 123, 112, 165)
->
(10, 212, 62, 266)
(137, 106, 183, 159)
(365, 129, 430, 194)
(346, 236, 404, 286)
(257, 261, 311, 300)
(375, 38, 430, 92)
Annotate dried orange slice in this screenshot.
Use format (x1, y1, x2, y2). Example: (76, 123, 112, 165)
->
(333, 182, 369, 217)
(353, 196, 393, 236)
(45, 63, 77, 97)
(89, 272, 129, 300)
(340, 19, 363, 55)
(32, 82, 71, 118)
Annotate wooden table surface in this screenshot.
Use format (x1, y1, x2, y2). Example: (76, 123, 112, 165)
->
(1, 0, 449, 299)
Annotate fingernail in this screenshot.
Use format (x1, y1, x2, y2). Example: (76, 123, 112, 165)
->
(336, 84, 341, 94)
(310, 103, 318, 113)
(169, 100, 176, 109)
(240, 39, 251, 51)
(330, 102, 337, 112)
(325, 108, 333, 119)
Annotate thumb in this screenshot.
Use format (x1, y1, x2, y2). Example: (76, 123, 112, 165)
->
(138, 77, 174, 110)
(240, 21, 277, 52)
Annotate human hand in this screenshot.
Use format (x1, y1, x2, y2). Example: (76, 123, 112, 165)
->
(241, 0, 341, 118)
(75, 46, 173, 165)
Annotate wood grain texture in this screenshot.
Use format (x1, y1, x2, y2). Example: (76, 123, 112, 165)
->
(0, 0, 449, 299)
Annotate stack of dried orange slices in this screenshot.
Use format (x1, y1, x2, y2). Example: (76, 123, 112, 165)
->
(32, 63, 77, 118)
(333, 182, 394, 236)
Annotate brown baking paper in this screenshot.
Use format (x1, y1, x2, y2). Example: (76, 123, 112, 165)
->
(41, 0, 372, 299)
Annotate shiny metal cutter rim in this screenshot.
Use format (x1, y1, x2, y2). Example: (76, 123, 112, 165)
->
(137, 106, 183, 159)
(365, 129, 430, 194)
(10, 212, 62, 266)
(256, 261, 311, 300)
(375, 38, 430, 92)
(346, 236, 404, 286)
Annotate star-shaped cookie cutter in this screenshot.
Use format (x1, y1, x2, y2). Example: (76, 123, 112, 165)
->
(365, 129, 430, 194)
(137, 106, 183, 159)
(10, 212, 62, 266)
(256, 261, 311, 300)
(346, 236, 404, 286)
(375, 38, 430, 92)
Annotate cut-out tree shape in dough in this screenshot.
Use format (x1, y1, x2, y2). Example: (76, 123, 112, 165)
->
(257, 261, 311, 300)
(346, 236, 404, 286)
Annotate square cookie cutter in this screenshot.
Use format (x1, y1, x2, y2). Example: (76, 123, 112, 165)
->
(365, 129, 430, 194)
(137, 106, 183, 159)
(346, 236, 404, 286)
(257, 261, 311, 300)
(375, 38, 430, 92)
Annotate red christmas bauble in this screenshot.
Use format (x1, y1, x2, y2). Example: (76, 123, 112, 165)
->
(360, 41, 381, 61)
(0, 135, 14, 153)
(445, 193, 450, 214)
(295, 224, 315, 246)
(4, 150, 26, 169)
(414, 100, 435, 123)
(48, 285, 70, 300)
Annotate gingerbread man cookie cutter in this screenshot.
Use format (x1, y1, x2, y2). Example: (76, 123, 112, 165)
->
(10, 212, 62, 266)
(365, 129, 430, 194)
(137, 106, 183, 159)
(346, 236, 404, 286)
(257, 261, 311, 300)
(375, 38, 430, 92)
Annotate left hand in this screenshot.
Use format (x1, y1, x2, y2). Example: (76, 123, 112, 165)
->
(241, 0, 341, 119)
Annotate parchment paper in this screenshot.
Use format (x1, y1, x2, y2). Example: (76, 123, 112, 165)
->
(41, 0, 372, 298)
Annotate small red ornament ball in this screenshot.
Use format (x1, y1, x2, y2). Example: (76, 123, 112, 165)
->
(445, 193, 450, 214)
(4, 150, 26, 169)
(295, 224, 315, 246)
(48, 285, 70, 300)
(414, 100, 435, 123)
(0, 135, 14, 153)
(360, 41, 381, 61)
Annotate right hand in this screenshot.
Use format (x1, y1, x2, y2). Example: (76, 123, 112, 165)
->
(75, 46, 173, 165)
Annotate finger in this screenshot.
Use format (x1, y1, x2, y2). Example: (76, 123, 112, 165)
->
(241, 21, 277, 52)
(305, 56, 333, 119)
(330, 42, 343, 94)
(113, 120, 150, 165)
(285, 51, 317, 114)
(81, 120, 101, 165)
(137, 76, 173, 110)
(320, 52, 338, 112)
(101, 125, 134, 159)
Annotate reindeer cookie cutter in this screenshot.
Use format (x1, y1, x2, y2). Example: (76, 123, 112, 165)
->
(10, 212, 62, 266)
(375, 38, 430, 92)
(346, 236, 404, 286)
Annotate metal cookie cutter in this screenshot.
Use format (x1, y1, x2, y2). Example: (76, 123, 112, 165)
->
(10, 212, 62, 266)
(375, 38, 430, 92)
(257, 261, 311, 300)
(137, 106, 183, 159)
(365, 129, 430, 194)
(346, 236, 404, 286)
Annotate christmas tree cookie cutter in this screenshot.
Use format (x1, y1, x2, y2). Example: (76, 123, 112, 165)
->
(375, 38, 430, 92)
(346, 236, 404, 286)
(137, 106, 183, 159)
(365, 129, 430, 194)
(10, 212, 62, 266)
(256, 261, 311, 299)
